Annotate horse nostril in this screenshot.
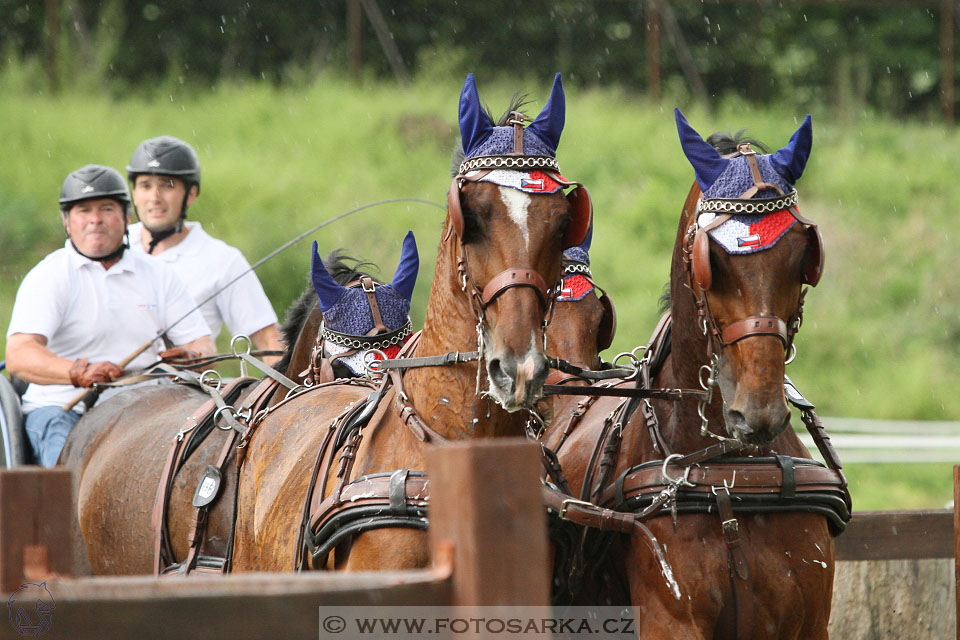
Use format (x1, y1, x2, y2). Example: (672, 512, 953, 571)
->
(487, 358, 513, 391)
(728, 410, 750, 436)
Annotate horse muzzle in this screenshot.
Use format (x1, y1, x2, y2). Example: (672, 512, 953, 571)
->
(486, 348, 549, 412)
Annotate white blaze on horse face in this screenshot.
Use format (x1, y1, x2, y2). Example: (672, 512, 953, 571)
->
(498, 186, 531, 247)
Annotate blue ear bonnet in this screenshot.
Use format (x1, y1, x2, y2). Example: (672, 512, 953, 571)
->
(703, 156, 793, 199)
(311, 231, 418, 336)
(562, 222, 592, 265)
(459, 72, 566, 160)
(322, 287, 411, 336)
(675, 108, 812, 198)
(468, 127, 556, 159)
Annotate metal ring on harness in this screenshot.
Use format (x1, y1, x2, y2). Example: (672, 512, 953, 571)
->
(230, 335, 252, 357)
(199, 370, 223, 392)
(661, 453, 695, 487)
(363, 350, 388, 377)
(784, 343, 797, 365)
(213, 406, 236, 431)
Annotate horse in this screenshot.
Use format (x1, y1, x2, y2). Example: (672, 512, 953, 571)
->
(228, 72, 594, 572)
(59, 234, 421, 576)
(544, 110, 848, 638)
(537, 225, 615, 425)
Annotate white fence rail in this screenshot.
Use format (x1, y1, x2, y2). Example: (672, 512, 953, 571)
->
(799, 416, 960, 463)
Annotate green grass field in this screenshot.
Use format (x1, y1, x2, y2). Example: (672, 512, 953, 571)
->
(0, 66, 956, 510)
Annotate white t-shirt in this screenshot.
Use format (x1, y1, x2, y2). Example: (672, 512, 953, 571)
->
(6, 242, 211, 412)
(128, 221, 278, 340)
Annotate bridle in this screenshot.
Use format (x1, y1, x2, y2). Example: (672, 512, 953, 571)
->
(559, 259, 617, 353)
(681, 143, 824, 436)
(444, 111, 594, 381)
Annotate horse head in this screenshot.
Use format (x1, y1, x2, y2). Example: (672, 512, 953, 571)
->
(447, 73, 593, 411)
(549, 225, 615, 371)
(308, 232, 419, 376)
(676, 109, 822, 444)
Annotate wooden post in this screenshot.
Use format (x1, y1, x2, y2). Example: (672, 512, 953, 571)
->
(0, 468, 72, 592)
(943, 0, 955, 126)
(44, 0, 58, 93)
(647, 0, 662, 102)
(427, 438, 549, 606)
(954, 465, 959, 640)
(358, 0, 410, 86)
(346, 0, 362, 79)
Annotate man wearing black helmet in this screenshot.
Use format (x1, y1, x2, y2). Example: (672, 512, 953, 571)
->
(126, 136, 282, 359)
(4, 165, 214, 466)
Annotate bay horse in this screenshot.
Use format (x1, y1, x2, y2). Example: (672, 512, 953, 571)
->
(544, 110, 848, 638)
(229, 72, 593, 572)
(59, 234, 421, 576)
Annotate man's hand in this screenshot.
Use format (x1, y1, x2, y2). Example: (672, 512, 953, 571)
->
(68, 358, 124, 388)
(159, 346, 202, 364)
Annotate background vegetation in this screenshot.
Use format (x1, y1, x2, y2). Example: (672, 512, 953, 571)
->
(0, 2, 956, 510)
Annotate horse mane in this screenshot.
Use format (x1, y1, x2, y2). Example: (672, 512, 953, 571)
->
(275, 251, 382, 372)
(449, 92, 534, 176)
(705, 130, 769, 155)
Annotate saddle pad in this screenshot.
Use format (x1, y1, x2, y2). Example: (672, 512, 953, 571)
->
(472, 169, 566, 194)
(702, 209, 797, 255)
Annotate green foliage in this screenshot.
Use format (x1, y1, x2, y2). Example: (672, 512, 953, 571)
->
(1, 2, 956, 118)
(0, 72, 956, 510)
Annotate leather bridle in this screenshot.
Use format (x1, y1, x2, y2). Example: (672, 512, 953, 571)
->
(683, 144, 823, 360)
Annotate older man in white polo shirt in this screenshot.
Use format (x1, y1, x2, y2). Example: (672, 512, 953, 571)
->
(125, 136, 282, 361)
(5, 165, 214, 466)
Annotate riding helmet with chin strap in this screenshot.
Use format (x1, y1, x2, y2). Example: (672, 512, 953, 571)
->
(59, 164, 132, 216)
(59, 164, 132, 262)
(126, 136, 201, 252)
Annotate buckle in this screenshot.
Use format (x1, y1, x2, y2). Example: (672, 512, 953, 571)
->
(722, 518, 739, 536)
(737, 143, 756, 155)
(559, 497, 594, 520)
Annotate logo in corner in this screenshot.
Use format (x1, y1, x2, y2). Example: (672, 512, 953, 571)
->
(8, 582, 55, 637)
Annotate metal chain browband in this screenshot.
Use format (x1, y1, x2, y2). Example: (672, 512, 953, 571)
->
(563, 262, 591, 276)
(320, 320, 413, 351)
(458, 155, 561, 175)
(697, 190, 798, 215)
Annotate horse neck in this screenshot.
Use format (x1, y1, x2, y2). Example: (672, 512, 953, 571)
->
(655, 182, 726, 452)
(402, 224, 526, 439)
(284, 307, 322, 381)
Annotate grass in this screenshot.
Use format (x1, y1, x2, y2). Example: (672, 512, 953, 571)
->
(0, 68, 956, 510)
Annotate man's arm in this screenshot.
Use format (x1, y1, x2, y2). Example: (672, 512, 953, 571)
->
(5, 333, 123, 387)
(5, 333, 73, 385)
(249, 323, 284, 366)
(180, 335, 216, 358)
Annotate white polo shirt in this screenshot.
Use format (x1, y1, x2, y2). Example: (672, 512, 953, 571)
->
(6, 241, 211, 413)
(128, 222, 278, 340)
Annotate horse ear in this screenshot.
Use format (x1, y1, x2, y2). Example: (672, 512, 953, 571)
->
(578, 221, 593, 252)
(769, 115, 813, 184)
(311, 240, 347, 313)
(459, 73, 494, 158)
(675, 108, 729, 192)
(390, 230, 419, 302)
(527, 72, 565, 155)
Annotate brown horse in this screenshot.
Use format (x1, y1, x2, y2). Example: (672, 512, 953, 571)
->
(545, 111, 842, 638)
(229, 72, 593, 572)
(58, 245, 417, 576)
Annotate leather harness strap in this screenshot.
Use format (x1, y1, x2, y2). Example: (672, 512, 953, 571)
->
(480, 268, 550, 307)
(715, 487, 753, 639)
(720, 315, 788, 346)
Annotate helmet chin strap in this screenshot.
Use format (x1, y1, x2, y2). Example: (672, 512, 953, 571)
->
(70, 229, 130, 263)
(143, 189, 191, 254)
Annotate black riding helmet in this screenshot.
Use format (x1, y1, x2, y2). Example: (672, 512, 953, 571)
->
(59, 165, 132, 262)
(126, 136, 201, 252)
(59, 164, 132, 216)
(126, 135, 201, 190)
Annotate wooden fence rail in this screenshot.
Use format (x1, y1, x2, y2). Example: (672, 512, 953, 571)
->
(0, 450, 956, 639)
